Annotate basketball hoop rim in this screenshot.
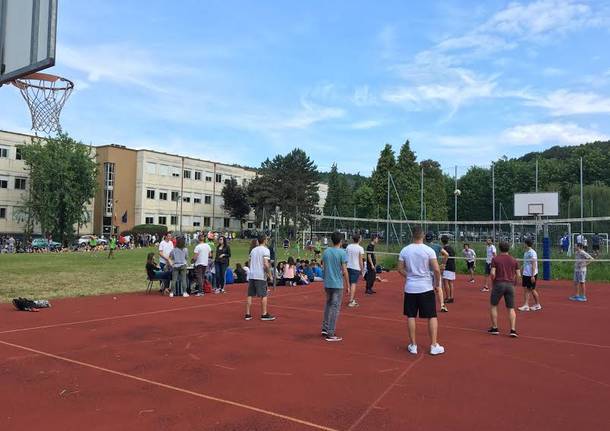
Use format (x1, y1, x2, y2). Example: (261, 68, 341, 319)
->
(11, 72, 74, 91)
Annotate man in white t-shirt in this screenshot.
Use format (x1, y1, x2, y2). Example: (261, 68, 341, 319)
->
(398, 227, 445, 356)
(518, 239, 541, 311)
(192, 234, 213, 296)
(158, 233, 174, 270)
(482, 238, 497, 292)
(245, 235, 275, 321)
(345, 234, 365, 308)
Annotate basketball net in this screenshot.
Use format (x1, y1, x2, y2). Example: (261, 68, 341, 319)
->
(11, 73, 74, 135)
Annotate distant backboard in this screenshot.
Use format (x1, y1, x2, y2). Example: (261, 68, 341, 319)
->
(0, 0, 58, 85)
(514, 192, 559, 217)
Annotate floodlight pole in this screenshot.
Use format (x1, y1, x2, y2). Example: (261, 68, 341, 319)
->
(535, 158, 539, 192)
(386, 172, 390, 248)
(580, 157, 584, 235)
(492, 162, 496, 242)
(420, 167, 424, 222)
(454, 166, 458, 245)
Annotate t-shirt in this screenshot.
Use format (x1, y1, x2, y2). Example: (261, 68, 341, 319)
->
(170, 247, 188, 268)
(491, 254, 519, 283)
(322, 247, 347, 289)
(592, 235, 600, 246)
(283, 264, 295, 278)
(463, 248, 476, 262)
(443, 245, 456, 272)
(249, 245, 270, 281)
(522, 248, 538, 277)
(346, 243, 364, 270)
(574, 249, 593, 272)
(159, 240, 174, 264)
(109, 238, 117, 249)
(194, 242, 211, 266)
(398, 243, 436, 294)
(576, 234, 583, 245)
(486, 245, 497, 264)
(366, 243, 376, 270)
(429, 243, 442, 259)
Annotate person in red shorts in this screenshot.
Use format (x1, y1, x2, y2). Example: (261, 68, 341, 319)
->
(489, 241, 521, 337)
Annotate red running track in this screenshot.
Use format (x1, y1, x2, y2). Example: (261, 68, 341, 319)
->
(1, 273, 609, 430)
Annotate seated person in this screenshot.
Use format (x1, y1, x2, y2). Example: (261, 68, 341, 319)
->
(303, 262, 315, 282)
(282, 257, 298, 286)
(145, 252, 171, 292)
(234, 263, 248, 283)
(312, 262, 324, 282)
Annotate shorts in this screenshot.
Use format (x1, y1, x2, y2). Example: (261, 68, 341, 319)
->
(248, 279, 268, 297)
(490, 282, 515, 308)
(348, 268, 361, 284)
(467, 261, 475, 270)
(522, 275, 537, 289)
(442, 270, 456, 281)
(574, 270, 587, 283)
(403, 291, 437, 319)
(485, 263, 492, 275)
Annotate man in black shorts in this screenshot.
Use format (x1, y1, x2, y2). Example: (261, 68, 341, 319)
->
(245, 235, 275, 321)
(398, 227, 445, 356)
(489, 241, 520, 337)
(365, 234, 379, 294)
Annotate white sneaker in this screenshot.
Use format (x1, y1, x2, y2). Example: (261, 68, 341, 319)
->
(530, 304, 542, 311)
(430, 344, 445, 355)
(182, 292, 189, 297)
(169, 292, 174, 298)
(518, 305, 530, 312)
(407, 344, 418, 355)
(348, 300, 359, 308)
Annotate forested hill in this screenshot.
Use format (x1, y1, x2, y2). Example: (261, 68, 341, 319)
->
(519, 140, 610, 163)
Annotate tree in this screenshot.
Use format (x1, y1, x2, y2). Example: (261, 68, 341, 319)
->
(394, 140, 420, 219)
(370, 144, 396, 216)
(323, 163, 353, 217)
(221, 178, 251, 231)
(353, 182, 375, 218)
(21, 132, 97, 245)
(420, 160, 448, 221)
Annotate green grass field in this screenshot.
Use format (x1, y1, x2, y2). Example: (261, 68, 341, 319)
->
(1, 239, 607, 303)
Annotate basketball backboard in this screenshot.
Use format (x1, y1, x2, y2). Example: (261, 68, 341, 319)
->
(0, 0, 58, 85)
(514, 192, 559, 217)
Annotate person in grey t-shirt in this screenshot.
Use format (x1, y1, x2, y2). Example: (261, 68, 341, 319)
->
(169, 236, 189, 298)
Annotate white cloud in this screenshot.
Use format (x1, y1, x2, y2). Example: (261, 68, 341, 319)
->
(349, 120, 382, 130)
(501, 122, 608, 145)
(525, 90, 610, 115)
(272, 100, 345, 129)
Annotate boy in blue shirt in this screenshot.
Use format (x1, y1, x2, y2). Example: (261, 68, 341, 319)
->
(321, 232, 349, 342)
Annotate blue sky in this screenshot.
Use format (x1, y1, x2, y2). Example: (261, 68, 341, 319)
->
(2, 0, 610, 175)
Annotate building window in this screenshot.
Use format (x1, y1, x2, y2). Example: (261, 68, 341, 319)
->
(145, 162, 156, 174)
(16, 147, 23, 160)
(204, 195, 212, 204)
(171, 167, 180, 178)
(183, 170, 192, 179)
(171, 191, 180, 201)
(193, 197, 201, 204)
(159, 191, 168, 201)
(170, 215, 177, 225)
(146, 189, 155, 199)
(0, 207, 6, 218)
(104, 189, 114, 215)
(224, 178, 231, 185)
(158, 216, 167, 225)
(205, 175, 212, 182)
(14, 178, 26, 190)
(182, 196, 191, 203)
(159, 165, 169, 176)
(194, 171, 202, 180)
(145, 216, 154, 224)
(223, 218, 230, 228)
(247, 222, 254, 229)
(215, 173, 222, 183)
(204, 217, 211, 226)
(0, 178, 8, 189)
(193, 221, 201, 227)
(0, 147, 8, 158)
(104, 162, 115, 189)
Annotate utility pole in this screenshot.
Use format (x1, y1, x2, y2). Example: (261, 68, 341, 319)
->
(535, 158, 539, 192)
(492, 162, 496, 241)
(386, 172, 390, 248)
(454, 166, 458, 245)
(420, 167, 424, 222)
(580, 157, 584, 235)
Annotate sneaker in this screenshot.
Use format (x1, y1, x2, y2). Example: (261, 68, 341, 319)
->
(509, 329, 519, 338)
(469, 279, 475, 284)
(518, 305, 530, 312)
(214, 289, 220, 294)
(169, 292, 174, 298)
(195, 292, 204, 297)
(348, 300, 359, 308)
(365, 290, 374, 295)
(407, 344, 418, 355)
(220, 289, 226, 294)
(481, 287, 489, 292)
(182, 292, 189, 297)
(325, 335, 343, 342)
(569, 295, 579, 301)
(430, 344, 445, 355)
(446, 298, 454, 304)
(260, 313, 276, 321)
(576, 296, 588, 302)
(488, 327, 499, 335)
(321, 329, 328, 336)
(530, 304, 542, 311)
(244, 314, 253, 321)
(440, 305, 449, 313)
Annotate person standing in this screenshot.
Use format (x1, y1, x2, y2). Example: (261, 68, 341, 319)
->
(482, 238, 496, 292)
(365, 235, 379, 294)
(463, 243, 476, 283)
(168, 236, 189, 298)
(193, 234, 213, 296)
(398, 227, 445, 356)
(440, 235, 456, 303)
(214, 236, 231, 293)
(518, 239, 542, 311)
(345, 234, 365, 307)
(425, 233, 447, 313)
(591, 233, 601, 258)
(107, 235, 117, 259)
(489, 241, 520, 337)
(570, 243, 594, 302)
(158, 233, 174, 271)
(245, 234, 275, 321)
(321, 231, 349, 342)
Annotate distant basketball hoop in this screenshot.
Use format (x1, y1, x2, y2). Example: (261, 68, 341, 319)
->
(11, 72, 74, 134)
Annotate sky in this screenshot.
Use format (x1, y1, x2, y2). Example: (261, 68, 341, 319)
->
(1, 0, 610, 175)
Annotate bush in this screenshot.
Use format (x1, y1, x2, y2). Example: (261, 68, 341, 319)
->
(130, 224, 168, 236)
